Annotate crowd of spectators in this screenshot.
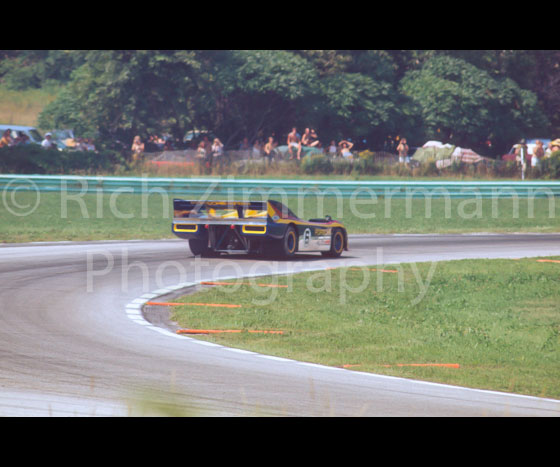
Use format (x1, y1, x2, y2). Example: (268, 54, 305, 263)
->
(514, 138, 560, 167)
(127, 130, 560, 166)
(129, 128, 365, 167)
(5, 124, 559, 173)
(283, 127, 357, 161)
(0, 128, 97, 152)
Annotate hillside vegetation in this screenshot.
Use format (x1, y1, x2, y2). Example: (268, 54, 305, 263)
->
(1, 50, 559, 158)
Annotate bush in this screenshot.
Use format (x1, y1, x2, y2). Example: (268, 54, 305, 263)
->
(301, 154, 333, 175)
(302, 152, 384, 176)
(541, 150, 560, 179)
(417, 160, 439, 177)
(352, 158, 383, 176)
(356, 150, 376, 162)
(0, 145, 125, 174)
(484, 159, 503, 178)
(331, 158, 354, 175)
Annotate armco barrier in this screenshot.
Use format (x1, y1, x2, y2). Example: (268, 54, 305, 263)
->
(1, 174, 560, 199)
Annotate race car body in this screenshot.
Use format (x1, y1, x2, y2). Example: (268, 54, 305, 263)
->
(172, 199, 348, 258)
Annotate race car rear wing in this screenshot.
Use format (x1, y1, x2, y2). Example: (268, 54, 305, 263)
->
(173, 199, 269, 225)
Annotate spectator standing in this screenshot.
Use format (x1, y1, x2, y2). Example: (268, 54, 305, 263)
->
(201, 135, 211, 153)
(196, 141, 206, 159)
(514, 139, 528, 164)
(263, 136, 277, 166)
(515, 139, 528, 180)
(397, 137, 409, 164)
(532, 140, 544, 168)
(327, 140, 338, 157)
(211, 138, 224, 171)
(198, 135, 212, 171)
(41, 132, 56, 149)
(195, 141, 208, 173)
(131, 135, 145, 162)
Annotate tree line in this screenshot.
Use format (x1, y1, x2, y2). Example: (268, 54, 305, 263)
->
(1, 50, 558, 157)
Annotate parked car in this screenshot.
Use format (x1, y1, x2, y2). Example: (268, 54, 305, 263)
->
(0, 124, 43, 146)
(50, 129, 77, 150)
(183, 129, 216, 149)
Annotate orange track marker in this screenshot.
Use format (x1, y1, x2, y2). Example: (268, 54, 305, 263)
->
(382, 363, 460, 368)
(200, 281, 288, 288)
(146, 301, 241, 308)
(537, 259, 560, 264)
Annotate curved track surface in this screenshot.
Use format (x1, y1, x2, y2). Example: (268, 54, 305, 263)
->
(1, 234, 560, 416)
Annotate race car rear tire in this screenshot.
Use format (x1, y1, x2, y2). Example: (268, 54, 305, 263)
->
(322, 228, 344, 258)
(189, 238, 214, 257)
(280, 225, 298, 258)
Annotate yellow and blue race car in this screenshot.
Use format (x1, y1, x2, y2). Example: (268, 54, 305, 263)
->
(172, 199, 348, 258)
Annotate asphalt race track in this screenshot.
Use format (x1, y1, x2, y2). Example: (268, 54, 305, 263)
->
(1, 234, 560, 416)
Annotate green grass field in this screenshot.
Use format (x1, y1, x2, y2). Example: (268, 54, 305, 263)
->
(1, 191, 559, 243)
(0, 85, 57, 128)
(169, 257, 560, 400)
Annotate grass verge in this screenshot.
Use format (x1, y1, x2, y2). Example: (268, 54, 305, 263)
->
(1, 191, 559, 243)
(0, 85, 58, 128)
(169, 257, 560, 400)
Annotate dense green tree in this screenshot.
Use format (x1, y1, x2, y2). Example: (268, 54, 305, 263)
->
(0, 50, 85, 89)
(38, 50, 201, 142)
(400, 55, 549, 153)
(414, 50, 560, 138)
(522, 50, 560, 136)
(310, 72, 402, 146)
(201, 50, 319, 145)
(208, 50, 407, 146)
(295, 50, 353, 77)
